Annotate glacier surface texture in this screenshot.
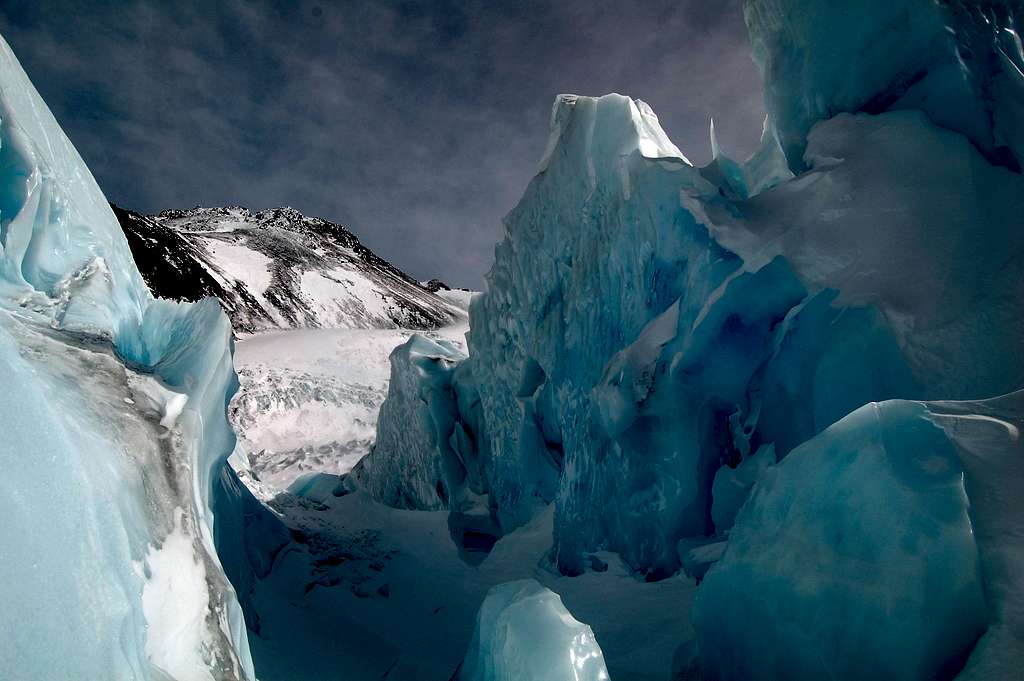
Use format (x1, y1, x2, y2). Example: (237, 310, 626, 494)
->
(0, 35, 253, 680)
(355, 0, 1024, 678)
(4, 0, 1024, 678)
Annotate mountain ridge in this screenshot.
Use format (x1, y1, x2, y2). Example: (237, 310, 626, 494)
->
(113, 203, 460, 334)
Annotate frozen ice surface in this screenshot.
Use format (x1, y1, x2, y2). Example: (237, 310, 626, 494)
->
(694, 393, 1024, 681)
(710, 443, 774, 532)
(459, 579, 610, 681)
(702, 109, 1024, 399)
(927, 392, 1024, 680)
(745, 0, 1024, 170)
(0, 34, 252, 680)
(0, 38, 148, 338)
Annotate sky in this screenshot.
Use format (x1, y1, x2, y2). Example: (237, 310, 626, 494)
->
(0, 0, 765, 288)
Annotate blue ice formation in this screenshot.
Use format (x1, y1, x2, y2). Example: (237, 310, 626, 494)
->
(746, 0, 1024, 171)
(0, 35, 253, 679)
(693, 398, 993, 680)
(355, 1, 1024, 676)
(350, 334, 501, 560)
(353, 334, 473, 510)
(458, 579, 609, 681)
(359, 0, 1024, 577)
(361, 89, 935, 576)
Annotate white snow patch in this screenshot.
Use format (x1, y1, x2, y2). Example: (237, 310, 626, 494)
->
(140, 509, 215, 681)
(299, 267, 391, 328)
(201, 239, 274, 296)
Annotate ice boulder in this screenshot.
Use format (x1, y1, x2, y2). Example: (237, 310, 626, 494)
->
(458, 579, 610, 681)
(693, 397, 997, 681)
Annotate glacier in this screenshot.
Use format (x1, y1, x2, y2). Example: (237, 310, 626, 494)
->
(0, 34, 253, 680)
(351, 0, 1024, 677)
(5, 0, 1024, 677)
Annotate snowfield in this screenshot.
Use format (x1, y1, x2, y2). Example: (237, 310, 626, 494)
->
(230, 314, 471, 495)
(243, 486, 694, 681)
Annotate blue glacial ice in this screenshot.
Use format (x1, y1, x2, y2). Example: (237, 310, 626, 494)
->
(458, 579, 609, 681)
(353, 1, 1024, 676)
(358, 0, 1024, 576)
(693, 398, 991, 680)
(360, 89, 933, 577)
(745, 0, 1024, 171)
(352, 334, 471, 510)
(0, 34, 252, 680)
(350, 333, 502, 560)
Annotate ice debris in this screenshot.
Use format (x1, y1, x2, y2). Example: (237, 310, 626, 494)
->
(458, 579, 610, 681)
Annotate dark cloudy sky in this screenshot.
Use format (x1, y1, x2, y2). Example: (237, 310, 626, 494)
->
(0, 0, 764, 287)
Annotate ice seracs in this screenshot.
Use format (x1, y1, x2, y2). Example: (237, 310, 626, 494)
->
(350, 1, 1024, 677)
(357, 88, 924, 578)
(0, 33, 252, 680)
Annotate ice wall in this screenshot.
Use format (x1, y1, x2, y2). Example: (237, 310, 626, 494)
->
(0, 34, 253, 679)
(357, 0, 1024, 593)
(745, 0, 1024, 171)
(350, 334, 501, 560)
(460, 92, 928, 576)
(361, 72, 1024, 583)
(352, 334, 472, 510)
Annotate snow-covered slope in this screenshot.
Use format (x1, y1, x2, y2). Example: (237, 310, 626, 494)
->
(231, 320, 469, 495)
(115, 203, 469, 495)
(115, 204, 460, 333)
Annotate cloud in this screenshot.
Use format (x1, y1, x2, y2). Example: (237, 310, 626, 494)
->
(0, 0, 764, 287)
